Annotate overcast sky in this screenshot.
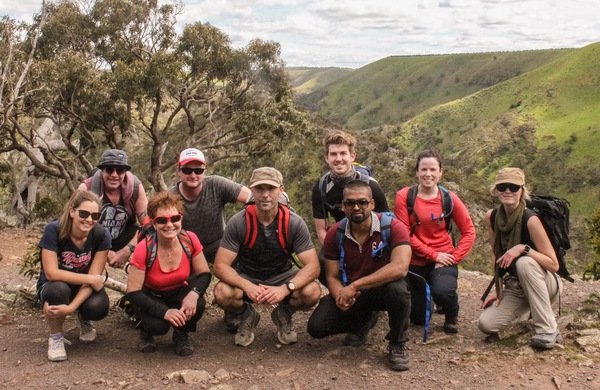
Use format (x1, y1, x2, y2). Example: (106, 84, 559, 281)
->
(3, 0, 599, 68)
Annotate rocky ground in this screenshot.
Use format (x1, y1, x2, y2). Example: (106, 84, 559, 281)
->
(0, 227, 599, 389)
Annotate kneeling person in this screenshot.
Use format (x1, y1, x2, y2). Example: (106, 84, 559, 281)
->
(214, 167, 320, 347)
(126, 192, 211, 356)
(307, 180, 412, 371)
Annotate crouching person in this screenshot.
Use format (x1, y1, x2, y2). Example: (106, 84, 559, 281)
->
(307, 180, 412, 371)
(38, 190, 111, 362)
(126, 192, 211, 356)
(213, 167, 321, 347)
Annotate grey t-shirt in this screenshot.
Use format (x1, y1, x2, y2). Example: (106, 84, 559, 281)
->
(169, 175, 243, 261)
(221, 208, 315, 257)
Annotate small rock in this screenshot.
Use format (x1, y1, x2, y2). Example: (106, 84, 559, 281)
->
(276, 368, 295, 377)
(166, 369, 212, 384)
(214, 368, 231, 381)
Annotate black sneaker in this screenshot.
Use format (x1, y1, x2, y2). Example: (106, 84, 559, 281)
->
(443, 316, 459, 334)
(344, 311, 379, 347)
(173, 329, 194, 356)
(224, 310, 241, 334)
(388, 342, 409, 371)
(138, 331, 156, 353)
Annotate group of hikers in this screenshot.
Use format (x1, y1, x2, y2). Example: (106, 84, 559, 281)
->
(36, 130, 564, 371)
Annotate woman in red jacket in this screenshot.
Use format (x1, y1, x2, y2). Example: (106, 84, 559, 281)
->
(395, 149, 475, 333)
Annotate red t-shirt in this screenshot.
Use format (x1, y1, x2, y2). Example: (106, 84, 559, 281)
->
(130, 231, 203, 291)
(394, 187, 475, 266)
(323, 213, 410, 284)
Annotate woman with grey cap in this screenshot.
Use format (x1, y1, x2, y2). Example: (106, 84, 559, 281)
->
(478, 167, 562, 349)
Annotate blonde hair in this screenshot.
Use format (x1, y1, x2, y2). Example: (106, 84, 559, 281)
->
(58, 191, 101, 241)
(323, 129, 357, 155)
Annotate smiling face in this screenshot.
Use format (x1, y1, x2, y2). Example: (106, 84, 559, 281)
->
(416, 157, 442, 189)
(152, 206, 182, 240)
(177, 162, 206, 190)
(495, 183, 524, 210)
(325, 144, 356, 176)
(101, 166, 128, 191)
(69, 200, 100, 235)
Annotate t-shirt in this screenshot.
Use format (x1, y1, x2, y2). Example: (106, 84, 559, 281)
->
(37, 220, 111, 289)
(220, 208, 314, 276)
(394, 186, 476, 266)
(311, 174, 389, 222)
(169, 175, 243, 261)
(323, 212, 410, 283)
(99, 196, 137, 251)
(130, 231, 203, 292)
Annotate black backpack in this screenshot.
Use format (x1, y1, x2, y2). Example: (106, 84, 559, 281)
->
(526, 195, 573, 282)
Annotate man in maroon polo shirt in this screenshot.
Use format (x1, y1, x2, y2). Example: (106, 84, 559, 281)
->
(307, 180, 412, 371)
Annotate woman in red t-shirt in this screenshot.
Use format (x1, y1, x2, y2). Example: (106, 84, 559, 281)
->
(394, 149, 475, 334)
(126, 192, 211, 356)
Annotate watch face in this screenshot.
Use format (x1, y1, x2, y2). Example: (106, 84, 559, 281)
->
(287, 282, 296, 291)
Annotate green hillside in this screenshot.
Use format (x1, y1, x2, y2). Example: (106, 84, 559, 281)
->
(287, 67, 353, 95)
(298, 50, 571, 129)
(396, 42, 600, 216)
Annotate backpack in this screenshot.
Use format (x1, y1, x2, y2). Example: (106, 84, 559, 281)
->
(335, 212, 432, 342)
(406, 184, 454, 236)
(84, 170, 140, 219)
(318, 162, 376, 224)
(243, 203, 292, 256)
(136, 216, 194, 269)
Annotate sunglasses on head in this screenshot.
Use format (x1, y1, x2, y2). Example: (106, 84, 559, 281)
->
(103, 166, 127, 175)
(153, 214, 183, 224)
(180, 167, 205, 175)
(77, 209, 101, 221)
(496, 183, 522, 193)
(342, 199, 371, 207)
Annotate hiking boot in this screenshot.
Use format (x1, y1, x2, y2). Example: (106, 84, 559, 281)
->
(138, 331, 157, 353)
(173, 329, 194, 356)
(235, 305, 260, 347)
(271, 305, 297, 345)
(531, 330, 562, 350)
(48, 335, 68, 362)
(388, 342, 409, 371)
(443, 316, 459, 334)
(78, 314, 97, 343)
(344, 311, 379, 347)
(224, 310, 241, 333)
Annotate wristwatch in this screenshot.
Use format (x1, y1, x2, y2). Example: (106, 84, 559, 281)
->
(285, 281, 296, 293)
(522, 244, 531, 256)
(191, 287, 202, 296)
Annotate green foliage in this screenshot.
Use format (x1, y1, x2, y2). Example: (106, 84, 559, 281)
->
(33, 196, 62, 221)
(19, 242, 41, 280)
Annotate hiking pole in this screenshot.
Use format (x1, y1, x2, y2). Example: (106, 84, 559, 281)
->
(480, 279, 494, 303)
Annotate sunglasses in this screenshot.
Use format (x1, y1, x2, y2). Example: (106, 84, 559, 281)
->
(342, 199, 371, 208)
(495, 183, 522, 193)
(103, 166, 127, 175)
(153, 214, 182, 224)
(180, 167, 205, 175)
(77, 209, 101, 221)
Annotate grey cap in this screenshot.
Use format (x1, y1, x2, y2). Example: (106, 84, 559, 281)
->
(97, 149, 131, 170)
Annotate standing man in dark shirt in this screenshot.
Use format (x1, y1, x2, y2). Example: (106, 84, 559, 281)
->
(79, 149, 148, 268)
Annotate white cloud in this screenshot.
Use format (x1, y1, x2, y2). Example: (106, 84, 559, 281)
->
(2, 0, 599, 67)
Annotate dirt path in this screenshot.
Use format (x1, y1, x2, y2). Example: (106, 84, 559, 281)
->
(1, 227, 599, 389)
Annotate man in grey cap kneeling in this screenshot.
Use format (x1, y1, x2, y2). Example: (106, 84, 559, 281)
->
(214, 167, 320, 347)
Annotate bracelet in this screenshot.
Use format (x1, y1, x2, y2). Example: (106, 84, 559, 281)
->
(127, 243, 136, 253)
(521, 244, 531, 257)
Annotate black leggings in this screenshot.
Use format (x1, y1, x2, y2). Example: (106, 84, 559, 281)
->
(132, 285, 206, 335)
(409, 264, 459, 324)
(39, 281, 109, 321)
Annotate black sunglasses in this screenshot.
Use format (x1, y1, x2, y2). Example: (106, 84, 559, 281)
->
(103, 166, 127, 175)
(496, 183, 522, 193)
(154, 214, 183, 224)
(343, 199, 371, 208)
(180, 167, 205, 175)
(77, 209, 101, 221)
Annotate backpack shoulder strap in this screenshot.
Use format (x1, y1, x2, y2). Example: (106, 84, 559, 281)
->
(318, 172, 332, 224)
(336, 218, 349, 286)
(145, 232, 159, 269)
(372, 212, 393, 258)
(243, 204, 259, 249)
(86, 171, 104, 196)
(406, 185, 419, 235)
(276, 204, 291, 255)
(356, 170, 370, 183)
(438, 185, 454, 232)
(178, 230, 194, 261)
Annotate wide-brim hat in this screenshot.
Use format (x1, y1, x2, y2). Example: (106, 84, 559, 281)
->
(97, 149, 131, 170)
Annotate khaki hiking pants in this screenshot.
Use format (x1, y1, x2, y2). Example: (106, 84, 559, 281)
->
(479, 256, 562, 335)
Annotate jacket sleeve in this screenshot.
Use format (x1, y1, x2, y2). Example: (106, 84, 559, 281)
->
(450, 192, 476, 263)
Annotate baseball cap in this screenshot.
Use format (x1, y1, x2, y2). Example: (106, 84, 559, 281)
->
(249, 167, 283, 188)
(178, 148, 206, 167)
(494, 167, 525, 186)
